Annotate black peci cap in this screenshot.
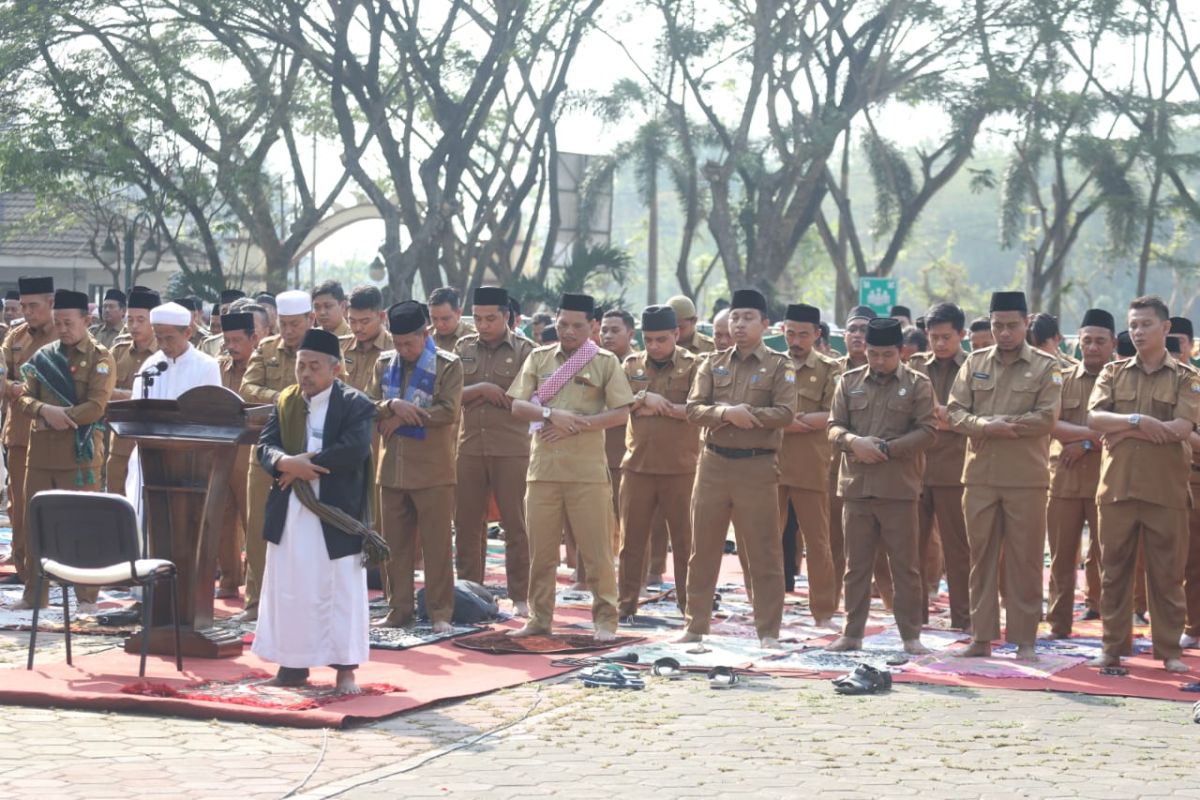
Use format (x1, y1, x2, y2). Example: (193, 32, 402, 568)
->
(1081, 308, 1116, 333)
(473, 286, 508, 307)
(865, 317, 903, 347)
(786, 303, 820, 325)
(221, 312, 255, 334)
(388, 300, 427, 335)
(641, 305, 678, 332)
(990, 291, 1028, 314)
(730, 288, 767, 313)
(53, 289, 89, 312)
(559, 293, 595, 315)
(18, 276, 53, 296)
(298, 328, 341, 358)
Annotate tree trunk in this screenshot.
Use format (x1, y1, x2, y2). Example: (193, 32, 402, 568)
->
(1137, 165, 1164, 296)
(647, 163, 658, 305)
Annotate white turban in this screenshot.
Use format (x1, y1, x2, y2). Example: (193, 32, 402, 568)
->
(149, 302, 192, 327)
(277, 290, 313, 316)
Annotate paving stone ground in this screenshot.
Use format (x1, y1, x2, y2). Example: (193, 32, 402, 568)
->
(2, 629, 1198, 799)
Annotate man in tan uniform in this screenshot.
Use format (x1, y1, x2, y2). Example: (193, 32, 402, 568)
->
(3, 276, 58, 604)
(908, 302, 972, 630)
(106, 289, 160, 494)
(174, 296, 210, 348)
(428, 287, 475, 352)
(666, 295, 715, 355)
(949, 290, 1061, 661)
(507, 292, 634, 641)
(1045, 309, 1113, 638)
(711, 308, 733, 351)
(617, 304, 700, 620)
(369, 300, 463, 632)
(236, 289, 313, 621)
(89, 288, 126, 349)
(778, 303, 841, 628)
(830, 306, 875, 609)
(678, 288, 795, 648)
(215, 312, 261, 599)
(1088, 296, 1198, 673)
(827, 318, 935, 654)
(16, 289, 116, 609)
(312, 280, 351, 337)
(454, 287, 535, 615)
(599, 309, 636, 551)
(341, 285, 390, 392)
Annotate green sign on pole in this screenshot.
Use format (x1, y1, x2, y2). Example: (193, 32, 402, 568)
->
(859, 277, 897, 316)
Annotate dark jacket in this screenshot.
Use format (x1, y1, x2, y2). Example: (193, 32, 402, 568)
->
(256, 380, 376, 559)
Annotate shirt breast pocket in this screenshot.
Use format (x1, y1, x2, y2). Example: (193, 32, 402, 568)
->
(970, 376, 996, 414)
(797, 383, 823, 412)
(1114, 384, 1138, 414)
(265, 361, 285, 386)
(711, 372, 735, 403)
(848, 394, 870, 413)
(886, 393, 914, 415)
(1152, 382, 1179, 420)
(491, 359, 519, 386)
(666, 373, 691, 403)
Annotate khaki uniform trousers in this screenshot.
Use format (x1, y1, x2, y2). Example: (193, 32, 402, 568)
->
(1046, 496, 1098, 636)
(217, 448, 250, 593)
(920, 486, 970, 629)
(566, 468, 621, 585)
(526, 480, 619, 634)
(963, 485, 1047, 646)
(1098, 500, 1188, 661)
(842, 498, 924, 641)
(618, 471, 693, 618)
(1184, 503, 1200, 638)
(685, 453, 783, 640)
(828, 467, 844, 608)
(7, 445, 28, 587)
(381, 485, 456, 625)
(243, 458, 273, 612)
(22, 468, 101, 606)
(778, 486, 836, 621)
(106, 452, 131, 497)
(647, 510, 669, 578)
(454, 455, 530, 603)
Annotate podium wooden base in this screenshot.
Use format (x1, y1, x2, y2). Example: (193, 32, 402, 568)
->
(124, 624, 244, 659)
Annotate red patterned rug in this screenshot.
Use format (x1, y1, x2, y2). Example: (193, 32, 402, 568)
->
(121, 670, 404, 711)
(453, 630, 644, 655)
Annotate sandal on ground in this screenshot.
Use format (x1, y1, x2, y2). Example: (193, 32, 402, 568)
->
(833, 663, 892, 695)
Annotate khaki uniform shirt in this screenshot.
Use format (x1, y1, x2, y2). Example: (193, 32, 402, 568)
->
(686, 342, 796, 452)
(508, 344, 635, 484)
(199, 333, 225, 358)
(678, 332, 716, 356)
(1050, 361, 1103, 499)
(909, 350, 969, 487)
(829, 364, 936, 500)
(948, 342, 1062, 488)
(370, 348, 464, 490)
(189, 323, 210, 349)
(323, 319, 352, 338)
(2, 322, 59, 447)
(605, 349, 637, 469)
(432, 319, 476, 353)
(622, 346, 701, 475)
(1089, 354, 1200, 509)
(239, 335, 298, 405)
(17, 336, 116, 470)
(779, 348, 841, 491)
(89, 323, 125, 350)
(218, 353, 249, 395)
(110, 337, 158, 458)
(456, 330, 534, 458)
(340, 329, 391, 393)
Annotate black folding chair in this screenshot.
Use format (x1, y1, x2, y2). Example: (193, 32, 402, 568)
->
(25, 491, 182, 677)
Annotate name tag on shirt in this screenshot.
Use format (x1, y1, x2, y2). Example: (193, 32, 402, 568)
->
(849, 388, 866, 396)
(972, 371, 990, 380)
(713, 367, 730, 376)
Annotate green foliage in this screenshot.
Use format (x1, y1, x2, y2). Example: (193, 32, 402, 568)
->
(506, 242, 632, 312)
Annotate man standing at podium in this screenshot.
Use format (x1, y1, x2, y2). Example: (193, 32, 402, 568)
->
(253, 328, 375, 694)
(131, 302, 222, 399)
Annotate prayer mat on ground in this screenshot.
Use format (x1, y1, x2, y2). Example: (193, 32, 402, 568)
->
(120, 669, 404, 711)
(908, 650, 1085, 679)
(211, 616, 491, 651)
(0, 585, 138, 634)
(453, 629, 645, 655)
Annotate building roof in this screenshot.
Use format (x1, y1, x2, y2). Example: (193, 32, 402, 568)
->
(0, 192, 98, 260)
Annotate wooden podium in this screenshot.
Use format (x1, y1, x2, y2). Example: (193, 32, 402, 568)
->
(108, 385, 271, 658)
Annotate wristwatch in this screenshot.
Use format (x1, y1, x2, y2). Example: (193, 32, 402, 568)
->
(1129, 413, 1141, 429)
(635, 389, 648, 402)
(1082, 439, 1093, 452)
(542, 406, 553, 421)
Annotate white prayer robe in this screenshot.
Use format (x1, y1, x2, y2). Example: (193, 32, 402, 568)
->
(125, 344, 224, 514)
(251, 386, 370, 668)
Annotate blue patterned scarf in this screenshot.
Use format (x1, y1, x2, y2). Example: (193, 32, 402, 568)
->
(382, 336, 437, 439)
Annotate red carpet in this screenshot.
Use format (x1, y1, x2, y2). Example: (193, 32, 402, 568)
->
(3, 626, 582, 728)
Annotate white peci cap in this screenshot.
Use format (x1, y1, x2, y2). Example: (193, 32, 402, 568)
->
(149, 302, 192, 326)
(276, 290, 313, 316)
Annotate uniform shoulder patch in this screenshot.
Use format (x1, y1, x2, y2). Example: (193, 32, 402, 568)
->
(436, 349, 460, 362)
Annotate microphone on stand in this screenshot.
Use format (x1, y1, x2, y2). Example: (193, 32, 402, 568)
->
(138, 361, 169, 400)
